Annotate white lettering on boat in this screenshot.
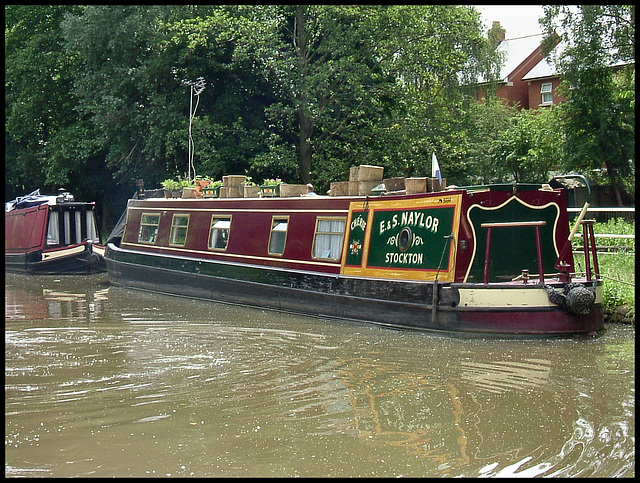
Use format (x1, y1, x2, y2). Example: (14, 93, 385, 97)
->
(351, 214, 367, 231)
(379, 211, 439, 234)
(384, 252, 424, 265)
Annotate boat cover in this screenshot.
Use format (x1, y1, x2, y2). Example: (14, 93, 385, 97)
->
(5, 190, 75, 212)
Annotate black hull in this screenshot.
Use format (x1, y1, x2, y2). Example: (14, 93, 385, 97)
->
(105, 243, 604, 337)
(5, 246, 106, 275)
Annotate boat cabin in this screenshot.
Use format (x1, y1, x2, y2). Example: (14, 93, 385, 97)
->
(5, 190, 104, 274)
(118, 183, 574, 285)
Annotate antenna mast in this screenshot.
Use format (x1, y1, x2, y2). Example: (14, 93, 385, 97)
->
(187, 76, 206, 183)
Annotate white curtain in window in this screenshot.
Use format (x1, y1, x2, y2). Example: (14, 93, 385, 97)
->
(64, 211, 71, 245)
(314, 219, 345, 259)
(86, 211, 99, 242)
(75, 211, 82, 243)
(47, 211, 60, 245)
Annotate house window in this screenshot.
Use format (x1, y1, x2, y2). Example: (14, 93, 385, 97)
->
(169, 214, 190, 246)
(209, 216, 232, 250)
(268, 216, 289, 255)
(541, 83, 553, 104)
(312, 217, 346, 260)
(138, 213, 161, 244)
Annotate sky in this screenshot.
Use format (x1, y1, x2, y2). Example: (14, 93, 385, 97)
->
(474, 5, 546, 38)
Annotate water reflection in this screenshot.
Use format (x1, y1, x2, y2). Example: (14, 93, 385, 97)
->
(4, 273, 635, 477)
(5, 275, 109, 322)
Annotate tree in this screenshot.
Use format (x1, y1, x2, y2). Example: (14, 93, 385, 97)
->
(488, 107, 564, 183)
(172, 5, 496, 188)
(541, 5, 635, 205)
(5, 5, 82, 198)
(6, 5, 502, 224)
(61, 5, 190, 185)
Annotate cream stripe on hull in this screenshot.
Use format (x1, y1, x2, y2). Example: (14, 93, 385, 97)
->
(456, 285, 603, 309)
(41, 244, 86, 261)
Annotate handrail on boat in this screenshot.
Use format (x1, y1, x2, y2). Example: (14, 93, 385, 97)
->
(579, 219, 600, 282)
(480, 221, 546, 284)
(551, 174, 598, 280)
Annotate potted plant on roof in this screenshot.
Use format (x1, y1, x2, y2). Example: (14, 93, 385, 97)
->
(161, 178, 182, 198)
(260, 178, 282, 197)
(202, 180, 223, 198)
(194, 175, 212, 197)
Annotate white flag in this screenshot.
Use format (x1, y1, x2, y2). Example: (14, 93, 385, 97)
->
(432, 153, 443, 183)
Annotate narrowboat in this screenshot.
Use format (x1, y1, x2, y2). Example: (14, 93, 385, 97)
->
(104, 175, 604, 336)
(5, 190, 106, 274)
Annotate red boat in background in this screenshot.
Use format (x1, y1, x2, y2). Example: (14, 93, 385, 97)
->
(104, 171, 604, 337)
(5, 190, 106, 274)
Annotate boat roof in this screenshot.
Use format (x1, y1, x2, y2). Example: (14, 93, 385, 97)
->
(5, 190, 83, 212)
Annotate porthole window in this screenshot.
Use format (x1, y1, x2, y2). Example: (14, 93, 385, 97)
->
(398, 227, 413, 252)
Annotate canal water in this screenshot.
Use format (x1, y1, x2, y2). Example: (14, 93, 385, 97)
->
(5, 273, 635, 477)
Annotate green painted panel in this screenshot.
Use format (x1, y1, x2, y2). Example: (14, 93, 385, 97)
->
(467, 199, 559, 282)
(345, 210, 368, 267)
(367, 207, 455, 270)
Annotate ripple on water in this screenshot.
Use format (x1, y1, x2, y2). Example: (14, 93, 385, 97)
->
(4, 275, 635, 477)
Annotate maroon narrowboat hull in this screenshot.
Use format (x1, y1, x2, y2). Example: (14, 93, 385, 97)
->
(104, 184, 605, 336)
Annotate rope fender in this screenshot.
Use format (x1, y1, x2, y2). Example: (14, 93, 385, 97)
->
(544, 281, 597, 315)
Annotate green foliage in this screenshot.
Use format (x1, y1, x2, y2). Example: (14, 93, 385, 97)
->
(5, 5, 634, 235)
(487, 107, 564, 183)
(593, 218, 635, 248)
(5, 5, 85, 196)
(161, 178, 182, 190)
(180, 177, 195, 188)
(540, 5, 635, 205)
(599, 251, 635, 315)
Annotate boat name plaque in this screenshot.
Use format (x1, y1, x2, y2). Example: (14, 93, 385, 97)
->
(342, 194, 462, 281)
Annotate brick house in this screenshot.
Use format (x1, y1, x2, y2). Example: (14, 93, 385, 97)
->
(476, 22, 563, 110)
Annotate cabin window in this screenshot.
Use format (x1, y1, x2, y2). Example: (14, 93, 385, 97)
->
(312, 217, 346, 261)
(86, 210, 99, 242)
(138, 213, 161, 244)
(47, 211, 60, 245)
(268, 216, 289, 256)
(169, 214, 190, 246)
(541, 82, 553, 104)
(209, 216, 232, 250)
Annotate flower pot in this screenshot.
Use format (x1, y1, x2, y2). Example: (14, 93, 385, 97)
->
(181, 187, 197, 198)
(195, 180, 210, 198)
(260, 184, 280, 197)
(164, 189, 182, 198)
(202, 186, 220, 198)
